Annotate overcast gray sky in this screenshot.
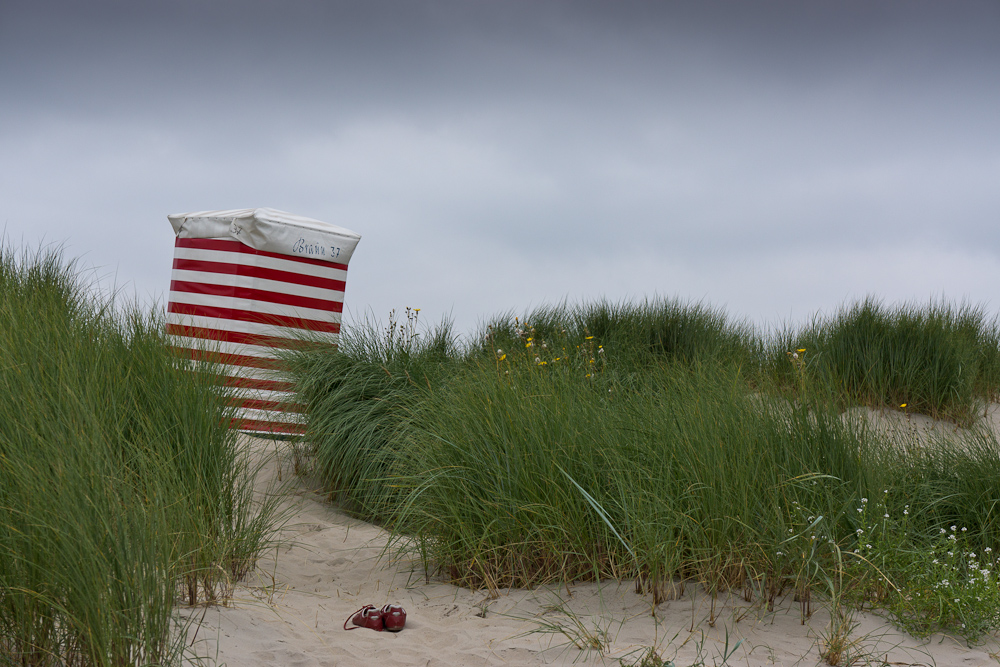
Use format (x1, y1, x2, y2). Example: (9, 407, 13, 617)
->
(2, 1, 998, 338)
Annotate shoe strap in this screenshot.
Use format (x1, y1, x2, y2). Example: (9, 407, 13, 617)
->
(344, 605, 378, 631)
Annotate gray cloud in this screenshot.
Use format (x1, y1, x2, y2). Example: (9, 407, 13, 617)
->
(2, 0, 998, 337)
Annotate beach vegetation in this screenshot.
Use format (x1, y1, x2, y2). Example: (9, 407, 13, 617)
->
(0, 245, 281, 666)
(287, 296, 1000, 646)
(771, 297, 1000, 423)
(283, 306, 457, 521)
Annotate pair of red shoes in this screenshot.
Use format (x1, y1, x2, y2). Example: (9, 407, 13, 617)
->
(344, 604, 406, 632)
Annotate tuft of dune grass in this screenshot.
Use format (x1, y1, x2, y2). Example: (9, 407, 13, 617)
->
(287, 296, 1000, 642)
(0, 244, 282, 666)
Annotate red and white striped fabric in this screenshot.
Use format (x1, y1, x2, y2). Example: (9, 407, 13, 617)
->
(166, 209, 361, 435)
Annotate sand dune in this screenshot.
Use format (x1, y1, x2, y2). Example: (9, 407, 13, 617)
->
(182, 430, 1000, 666)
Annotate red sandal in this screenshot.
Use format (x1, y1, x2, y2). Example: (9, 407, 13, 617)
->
(344, 605, 383, 631)
(380, 604, 406, 632)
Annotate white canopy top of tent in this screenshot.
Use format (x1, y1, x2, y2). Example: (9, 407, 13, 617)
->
(168, 208, 361, 265)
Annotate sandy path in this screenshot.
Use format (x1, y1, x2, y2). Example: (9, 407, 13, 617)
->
(181, 431, 1000, 667)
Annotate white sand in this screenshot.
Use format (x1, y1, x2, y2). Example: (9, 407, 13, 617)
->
(182, 424, 1000, 667)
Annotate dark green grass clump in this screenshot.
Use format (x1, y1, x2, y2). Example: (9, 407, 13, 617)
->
(773, 298, 1000, 423)
(287, 298, 756, 520)
(396, 359, 877, 592)
(0, 246, 280, 666)
(285, 307, 458, 520)
(397, 354, 1000, 640)
(472, 299, 760, 374)
(288, 296, 1000, 643)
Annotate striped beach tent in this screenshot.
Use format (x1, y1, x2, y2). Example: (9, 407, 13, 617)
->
(166, 208, 361, 435)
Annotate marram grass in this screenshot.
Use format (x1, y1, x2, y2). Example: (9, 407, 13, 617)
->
(0, 245, 281, 666)
(284, 306, 457, 520)
(289, 297, 1000, 643)
(770, 297, 1000, 423)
